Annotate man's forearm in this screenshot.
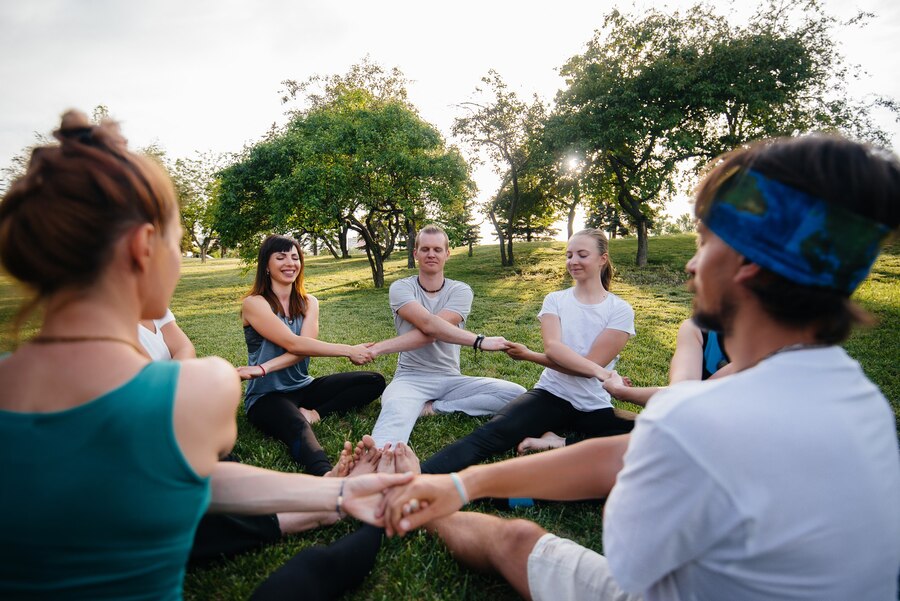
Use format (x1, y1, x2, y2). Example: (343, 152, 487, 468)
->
(370, 329, 436, 356)
(461, 435, 630, 502)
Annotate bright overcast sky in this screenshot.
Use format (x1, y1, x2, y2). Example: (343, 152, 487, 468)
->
(1, 0, 898, 227)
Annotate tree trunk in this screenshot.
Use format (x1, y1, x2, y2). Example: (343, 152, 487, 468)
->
(635, 218, 649, 267)
(488, 206, 508, 266)
(311, 236, 318, 256)
(373, 257, 384, 288)
(468, 240, 473, 257)
(405, 218, 416, 268)
(506, 165, 519, 266)
(568, 180, 580, 239)
(320, 237, 340, 260)
(339, 223, 350, 258)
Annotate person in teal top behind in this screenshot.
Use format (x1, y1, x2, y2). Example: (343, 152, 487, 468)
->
(0, 110, 412, 599)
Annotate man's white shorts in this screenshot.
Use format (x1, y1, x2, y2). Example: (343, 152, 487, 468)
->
(527, 533, 642, 601)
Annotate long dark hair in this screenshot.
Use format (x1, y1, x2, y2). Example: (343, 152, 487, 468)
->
(246, 235, 308, 318)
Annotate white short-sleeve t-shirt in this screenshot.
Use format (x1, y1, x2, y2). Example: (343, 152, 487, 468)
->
(603, 347, 900, 601)
(137, 309, 176, 361)
(534, 288, 635, 410)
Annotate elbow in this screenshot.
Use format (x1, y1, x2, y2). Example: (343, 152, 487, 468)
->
(418, 316, 442, 338)
(544, 343, 563, 363)
(285, 339, 308, 356)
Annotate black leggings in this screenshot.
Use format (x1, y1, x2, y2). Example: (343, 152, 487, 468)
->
(247, 372, 385, 475)
(250, 525, 384, 601)
(422, 388, 634, 474)
(241, 389, 629, 598)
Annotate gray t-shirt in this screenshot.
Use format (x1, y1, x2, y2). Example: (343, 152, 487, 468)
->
(389, 275, 473, 374)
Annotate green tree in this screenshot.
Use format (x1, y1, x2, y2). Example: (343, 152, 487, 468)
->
(216, 64, 474, 288)
(453, 70, 546, 266)
(554, 1, 895, 266)
(170, 151, 230, 262)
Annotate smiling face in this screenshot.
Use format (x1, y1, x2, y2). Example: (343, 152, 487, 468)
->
(566, 234, 608, 283)
(414, 232, 449, 276)
(687, 222, 744, 332)
(266, 244, 303, 286)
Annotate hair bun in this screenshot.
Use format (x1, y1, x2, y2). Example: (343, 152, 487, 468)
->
(59, 109, 91, 131)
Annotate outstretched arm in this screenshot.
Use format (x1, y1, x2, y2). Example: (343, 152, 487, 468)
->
(505, 342, 583, 376)
(395, 302, 509, 351)
(366, 309, 459, 357)
(237, 298, 321, 378)
(603, 372, 660, 407)
(540, 315, 629, 381)
(209, 462, 414, 527)
(381, 435, 631, 536)
(668, 319, 704, 384)
(242, 295, 373, 365)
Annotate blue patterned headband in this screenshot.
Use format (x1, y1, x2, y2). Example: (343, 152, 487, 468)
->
(704, 168, 890, 294)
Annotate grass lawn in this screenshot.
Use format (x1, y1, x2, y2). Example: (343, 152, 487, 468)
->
(1, 235, 897, 600)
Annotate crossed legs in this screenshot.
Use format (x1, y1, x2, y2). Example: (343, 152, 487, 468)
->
(372, 373, 524, 448)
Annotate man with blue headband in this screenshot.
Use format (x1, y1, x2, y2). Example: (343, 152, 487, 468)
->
(379, 134, 900, 601)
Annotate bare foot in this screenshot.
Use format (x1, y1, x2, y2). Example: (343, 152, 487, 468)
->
(517, 431, 566, 455)
(377, 444, 395, 473)
(419, 401, 436, 417)
(276, 510, 340, 535)
(393, 442, 421, 474)
(324, 441, 354, 477)
(299, 407, 321, 425)
(348, 436, 382, 477)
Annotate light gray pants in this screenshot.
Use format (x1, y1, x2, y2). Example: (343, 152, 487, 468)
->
(528, 534, 643, 601)
(371, 370, 525, 447)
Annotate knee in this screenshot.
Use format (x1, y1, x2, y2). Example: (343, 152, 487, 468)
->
(493, 519, 546, 557)
(363, 371, 387, 394)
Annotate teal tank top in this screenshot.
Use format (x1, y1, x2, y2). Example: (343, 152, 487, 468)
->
(243, 311, 313, 411)
(0, 361, 210, 600)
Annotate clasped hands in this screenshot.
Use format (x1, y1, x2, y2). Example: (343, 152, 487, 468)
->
(336, 472, 467, 535)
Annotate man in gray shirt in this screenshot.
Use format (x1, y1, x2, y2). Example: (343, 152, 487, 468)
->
(369, 224, 526, 447)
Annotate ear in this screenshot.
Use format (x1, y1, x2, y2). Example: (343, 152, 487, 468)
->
(128, 223, 157, 273)
(733, 261, 761, 285)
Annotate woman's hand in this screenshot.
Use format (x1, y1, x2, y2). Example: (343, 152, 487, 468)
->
(603, 371, 632, 398)
(236, 365, 263, 380)
(348, 344, 376, 365)
(380, 474, 465, 537)
(504, 342, 531, 361)
(341, 472, 415, 526)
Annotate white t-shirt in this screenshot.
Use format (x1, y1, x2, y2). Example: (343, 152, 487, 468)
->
(137, 309, 176, 361)
(604, 346, 900, 601)
(534, 288, 634, 411)
(534, 288, 635, 410)
(389, 276, 473, 374)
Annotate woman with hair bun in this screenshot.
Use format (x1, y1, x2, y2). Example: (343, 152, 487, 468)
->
(0, 110, 410, 599)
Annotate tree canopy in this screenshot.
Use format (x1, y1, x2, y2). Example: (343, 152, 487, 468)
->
(548, 0, 896, 265)
(216, 64, 474, 287)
